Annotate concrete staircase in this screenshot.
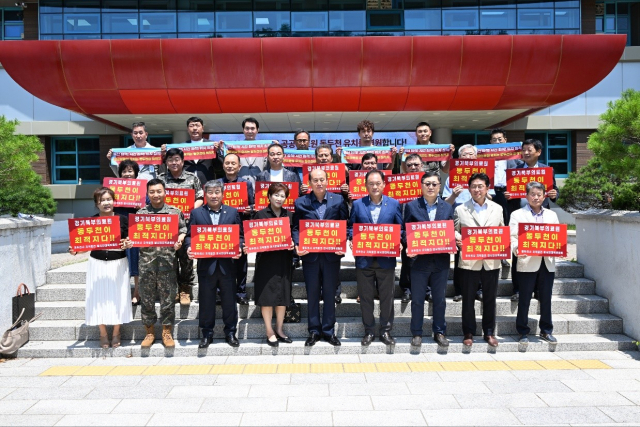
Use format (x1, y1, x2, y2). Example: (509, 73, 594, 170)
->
(17, 257, 636, 358)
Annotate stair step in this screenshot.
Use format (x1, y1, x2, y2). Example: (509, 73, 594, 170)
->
(27, 313, 623, 341)
(15, 334, 636, 358)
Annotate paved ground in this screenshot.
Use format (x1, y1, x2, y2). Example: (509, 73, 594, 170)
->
(2, 349, 640, 426)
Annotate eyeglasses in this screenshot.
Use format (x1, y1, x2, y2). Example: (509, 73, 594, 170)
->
(422, 182, 439, 187)
(406, 163, 422, 168)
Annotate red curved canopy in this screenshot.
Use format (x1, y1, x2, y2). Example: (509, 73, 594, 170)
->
(0, 35, 626, 115)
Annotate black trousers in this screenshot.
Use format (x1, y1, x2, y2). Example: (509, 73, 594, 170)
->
(411, 268, 448, 336)
(235, 252, 248, 298)
(356, 260, 395, 335)
(453, 252, 482, 297)
(399, 245, 411, 293)
(462, 267, 500, 336)
(516, 261, 554, 335)
(198, 264, 238, 337)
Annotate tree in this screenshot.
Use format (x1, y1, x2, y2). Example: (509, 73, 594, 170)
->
(0, 116, 57, 216)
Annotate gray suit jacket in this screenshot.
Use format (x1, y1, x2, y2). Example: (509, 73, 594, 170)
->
(454, 198, 505, 271)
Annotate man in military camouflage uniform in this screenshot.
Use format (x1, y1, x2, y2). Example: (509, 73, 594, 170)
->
(159, 148, 204, 306)
(136, 178, 188, 348)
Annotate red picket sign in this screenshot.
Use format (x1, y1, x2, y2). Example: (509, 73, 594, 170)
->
(352, 223, 401, 257)
(384, 173, 422, 204)
(299, 220, 347, 253)
(243, 217, 292, 253)
(406, 220, 457, 256)
(68, 216, 122, 251)
(128, 214, 179, 247)
(518, 223, 567, 257)
(222, 181, 249, 212)
(348, 170, 391, 200)
(103, 177, 146, 208)
(189, 224, 241, 258)
(164, 188, 195, 220)
(449, 159, 495, 189)
(460, 226, 511, 260)
(302, 163, 346, 193)
(506, 167, 554, 199)
(254, 181, 299, 210)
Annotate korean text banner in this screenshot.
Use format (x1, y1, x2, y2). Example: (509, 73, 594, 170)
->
(385, 173, 422, 204)
(243, 217, 292, 253)
(401, 144, 451, 162)
(103, 178, 146, 208)
(506, 167, 554, 199)
(165, 188, 195, 220)
(223, 140, 271, 158)
(518, 223, 567, 257)
(406, 220, 456, 256)
(254, 181, 299, 210)
(128, 214, 179, 247)
(167, 142, 217, 161)
(302, 163, 346, 193)
(349, 170, 391, 200)
(352, 223, 401, 257)
(341, 146, 394, 164)
(190, 224, 241, 258)
(449, 159, 495, 189)
(282, 149, 316, 168)
(222, 181, 249, 212)
(461, 226, 511, 260)
(68, 216, 121, 251)
(476, 142, 522, 161)
(110, 147, 162, 166)
(299, 220, 347, 253)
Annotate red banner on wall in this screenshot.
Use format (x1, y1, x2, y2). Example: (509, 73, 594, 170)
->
(190, 224, 240, 258)
(303, 163, 346, 193)
(222, 181, 249, 212)
(406, 220, 456, 256)
(506, 167, 554, 199)
(243, 217, 292, 253)
(164, 188, 195, 220)
(348, 170, 391, 200)
(254, 181, 299, 210)
(352, 223, 401, 257)
(384, 173, 422, 204)
(103, 178, 146, 208)
(68, 216, 122, 251)
(518, 223, 567, 257)
(449, 159, 495, 189)
(461, 226, 511, 260)
(128, 214, 179, 247)
(299, 220, 347, 253)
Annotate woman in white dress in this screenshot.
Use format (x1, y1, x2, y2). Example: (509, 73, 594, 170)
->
(68, 187, 133, 349)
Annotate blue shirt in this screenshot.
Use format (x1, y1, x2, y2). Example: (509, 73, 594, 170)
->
(310, 192, 329, 220)
(368, 198, 383, 224)
(525, 203, 545, 223)
(205, 204, 222, 225)
(423, 197, 439, 221)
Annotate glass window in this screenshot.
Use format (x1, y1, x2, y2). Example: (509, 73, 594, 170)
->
(102, 13, 139, 33)
(178, 32, 215, 37)
(329, 10, 366, 30)
(178, 0, 216, 11)
(368, 10, 404, 28)
(555, 0, 579, 6)
(140, 32, 177, 37)
(102, 0, 140, 12)
(292, 0, 329, 11)
(442, 8, 478, 29)
(405, 9, 441, 30)
(215, 31, 253, 37)
(140, 0, 177, 10)
(516, 0, 553, 7)
(216, 0, 254, 11)
(41, 34, 64, 40)
(554, 8, 579, 28)
(178, 11, 215, 32)
(52, 137, 101, 184)
(102, 33, 140, 38)
(481, 0, 515, 7)
(480, 9, 515, 29)
(140, 12, 177, 32)
(292, 11, 328, 30)
(405, 30, 442, 34)
(254, 11, 291, 31)
(63, 1, 101, 12)
(442, 0, 478, 6)
(4, 24, 23, 39)
(404, 0, 441, 8)
(517, 28, 552, 33)
(63, 34, 102, 39)
(216, 12, 253, 31)
(40, 0, 63, 14)
(254, 0, 292, 10)
(64, 14, 101, 33)
(329, 0, 366, 10)
(517, 9, 553, 28)
(41, 14, 63, 34)
(595, 16, 603, 32)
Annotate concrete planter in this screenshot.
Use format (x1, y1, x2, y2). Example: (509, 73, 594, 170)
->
(0, 216, 53, 332)
(575, 209, 640, 341)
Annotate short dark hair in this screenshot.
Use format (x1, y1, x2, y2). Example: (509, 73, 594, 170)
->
(361, 153, 378, 164)
(357, 120, 375, 133)
(186, 117, 203, 126)
(294, 130, 310, 141)
(522, 138, 543, 152)
(365, 169, 385, 183)
(421, 170, 441, 183)
(93, 187, 115, 206)
(165, 148, 184, 163)
(242, 117, 259, 129)
(469, 172, 490, 187)
(490, 128, 507, 139)
(405, 153, 422, 164)
(146, 178, 165, 190)
(268, 142, 284, 154)
(118, 159, 139, 178)
(416, 121, 431, 131)
(268, 182, 290, 199)
(131, 122, 146, 131)
(315, 144, 333, 157)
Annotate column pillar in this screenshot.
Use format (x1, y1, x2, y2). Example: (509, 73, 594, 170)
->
(173, 130, 189, 143)
(432, 128, 452, 146)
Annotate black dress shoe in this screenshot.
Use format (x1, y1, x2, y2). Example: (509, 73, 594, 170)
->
(266, 336, 279, 347)
(361, 333, 375, 347)
(539, 333, 557, 343)
(411, 335, 422, 346)
(236, 296, 249, 305)
(425, 294, 433, 302)
(275, 332, 292, 344)
(475, 292, 483, 301)
(292, 260, 301, 269)
(335, 295, 342, 304)
(198, 336, 213, 349)
(401, 290, 411, 304)
(379, 332, 396, 346)
(305, 333, 320, 347)
(433, 333, 449, 347)
(225, 333, 240, 347)
(323, 334, 341, 346)
(518, 334, 529, 344)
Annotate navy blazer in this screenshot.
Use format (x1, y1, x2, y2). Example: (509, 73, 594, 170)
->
(292, 191, 349, 263)
(348, 195, 404, 270)
(185, 204, 244, 276)
(511, 161, 559, 209)
(256, 168, 304, 196)
(403, 196, 454, 272)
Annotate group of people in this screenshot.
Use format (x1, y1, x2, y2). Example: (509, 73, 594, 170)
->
(71, 118, 560, 350)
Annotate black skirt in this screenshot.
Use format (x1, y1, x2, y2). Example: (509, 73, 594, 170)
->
(254, 249, 293, 307)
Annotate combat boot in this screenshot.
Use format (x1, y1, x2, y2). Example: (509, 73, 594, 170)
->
(162, 325, 175, 348)
(141, 325, 155, 348)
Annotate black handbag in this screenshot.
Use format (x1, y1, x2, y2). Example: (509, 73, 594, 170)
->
(12, 284, 35, 324)
(284, 301, 301, 323)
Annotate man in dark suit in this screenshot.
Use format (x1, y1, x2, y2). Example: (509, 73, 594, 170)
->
(293, 168, 349, 347)
(348, 170, 403, 346)
(186, 180, 243, 348)
(506, 138, 559, 301)
(255, 142, 302, 190)
(404, 171, 456, 348)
